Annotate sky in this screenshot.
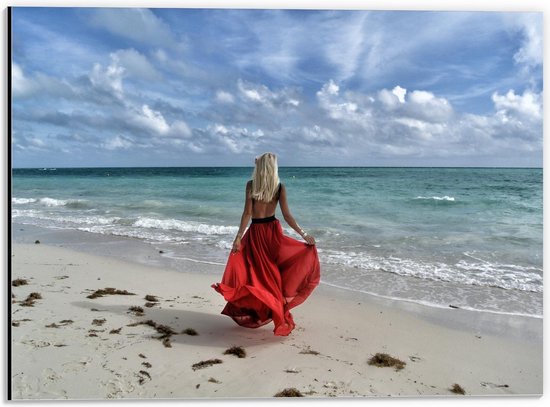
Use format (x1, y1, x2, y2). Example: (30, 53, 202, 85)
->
(11, 7, 543, 167)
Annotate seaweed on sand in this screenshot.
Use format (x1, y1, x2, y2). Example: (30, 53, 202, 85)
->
(367, 353, 406, 371)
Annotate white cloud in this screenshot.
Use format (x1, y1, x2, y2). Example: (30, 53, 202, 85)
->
(127, 104, 192, 138)
(112, 49, 160, 81)
(89, 58, 125, 98)
(89, 8, 177, 48)
(216, 90, 235, 104)
(12, 63, 33, 97)
(392, 86, 407, 103)
(492, 89, 542, 120)
(512, 14, 542, 68)
(12, 63, 75, 99)
(102, 135, 134, 150)
(237, 79, 301, 109)
(135, 104, 170, 134)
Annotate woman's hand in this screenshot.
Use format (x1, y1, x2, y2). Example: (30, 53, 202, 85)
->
(231, 237, 241, 253)
(303, 234, 315, 245)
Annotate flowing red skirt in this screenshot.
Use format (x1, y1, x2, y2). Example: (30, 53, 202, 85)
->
(211, 216, 321, 336)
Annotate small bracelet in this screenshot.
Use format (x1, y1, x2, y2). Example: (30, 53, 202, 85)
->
(300, 229, 308, 237)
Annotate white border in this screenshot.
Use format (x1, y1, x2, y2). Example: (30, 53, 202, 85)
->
(1, 1, 547, 406)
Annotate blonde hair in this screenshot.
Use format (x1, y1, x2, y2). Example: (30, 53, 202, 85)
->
(250, 152, 280, 202)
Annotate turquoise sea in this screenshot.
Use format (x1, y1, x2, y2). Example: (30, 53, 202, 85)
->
(11, 167, 543, 317)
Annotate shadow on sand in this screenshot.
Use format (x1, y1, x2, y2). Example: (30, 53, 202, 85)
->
(71, 300, 288, 348)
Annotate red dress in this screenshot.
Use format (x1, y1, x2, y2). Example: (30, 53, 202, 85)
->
(211, 215, 321, 336)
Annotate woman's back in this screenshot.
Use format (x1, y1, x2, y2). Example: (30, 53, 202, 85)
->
(249, 180, 281, 218)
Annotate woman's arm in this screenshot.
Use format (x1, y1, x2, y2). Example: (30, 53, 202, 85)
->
(232, 180, 253, 253)
(278, 184, 315, 245)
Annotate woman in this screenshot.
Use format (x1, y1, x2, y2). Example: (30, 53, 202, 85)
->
(211, 152, 321, 336)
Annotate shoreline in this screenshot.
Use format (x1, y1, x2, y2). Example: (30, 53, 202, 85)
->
(10, 241, 543, 399)
(11, 222, 543, 341)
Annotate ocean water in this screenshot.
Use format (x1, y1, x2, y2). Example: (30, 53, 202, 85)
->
(11, 167, 543, 317)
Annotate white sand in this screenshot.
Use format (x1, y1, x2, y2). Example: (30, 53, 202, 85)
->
(10, 243, 542, 400)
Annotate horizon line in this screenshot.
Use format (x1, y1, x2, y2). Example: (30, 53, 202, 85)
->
(11, 165, 543, 170)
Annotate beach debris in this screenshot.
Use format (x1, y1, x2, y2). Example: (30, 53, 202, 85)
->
(368, 353, 406, 371)
(299, 346, 320, 355)
(144, 302, 157, 308)
(195, 384, 200, 389)
(88, 333, 98, 337)
(127, 319, 157, 328)
(139, 353, 147, 359)
(12, 278, 29, 286)
(156, 324, 177, 338)
(182, 328, 199, 336)
(35, 240, 40, 244)
(54, 344, 68, 347)
(137, 370, 151, 385)
(141, 362, 152, 368)
(192, 359, 223, 371)
(86, 287, 136, 299)
(223, 346, 246, 358)
(409, 356, 422, 362)
(159, 250, 164, 254)
(274, 388, 304, 397)
(449, 305, 459, 309)
(192, 295, 204, 299)
(46, 319, 73, 328)
(127, 319, 178, 346)
(20, 292, 42, 307)
(208, 377, 221, 384)
(129, 306, 145, 316)
(450, 383, 466, 395)
(110, 327, 122, 334)
(54, 275, 69, 280)
(145, 294, 159, 302)
(12, 318, 32, 328)
(480, 381, 509, 389)
(92, 318, 106, 326)
(284, 368, 301, 374)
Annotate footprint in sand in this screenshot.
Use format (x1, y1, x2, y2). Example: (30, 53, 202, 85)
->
(20, 339, 51, 348)
(104, 376, 136, 398)
(61, 356, 93, 373)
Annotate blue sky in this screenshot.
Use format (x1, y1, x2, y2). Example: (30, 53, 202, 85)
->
(11, 7, 542, 167)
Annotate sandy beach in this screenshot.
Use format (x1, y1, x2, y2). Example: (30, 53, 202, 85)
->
(9, 241, 542, 400)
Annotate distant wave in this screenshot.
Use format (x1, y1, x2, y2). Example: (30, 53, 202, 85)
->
(414, 195, 455, 201)
(12, 197, 37, 204)
(12, 196, 89, 208)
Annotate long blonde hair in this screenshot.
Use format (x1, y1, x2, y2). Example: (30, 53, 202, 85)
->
(250, 152, 280, 202)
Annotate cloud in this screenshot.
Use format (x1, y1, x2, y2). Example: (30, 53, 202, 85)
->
(12, 63, 74, 99)
(512, 13, 542, 68)
(11, 63, 33, 97)
(89, 57, 125, 98)
(237, 79, 301, 109)
(112, 49, 160, 81)
(492, 89, 541, 120)
(216, 90, 235, 104)
(101, 135, 134, 150)
(88, 8, 178, 48)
